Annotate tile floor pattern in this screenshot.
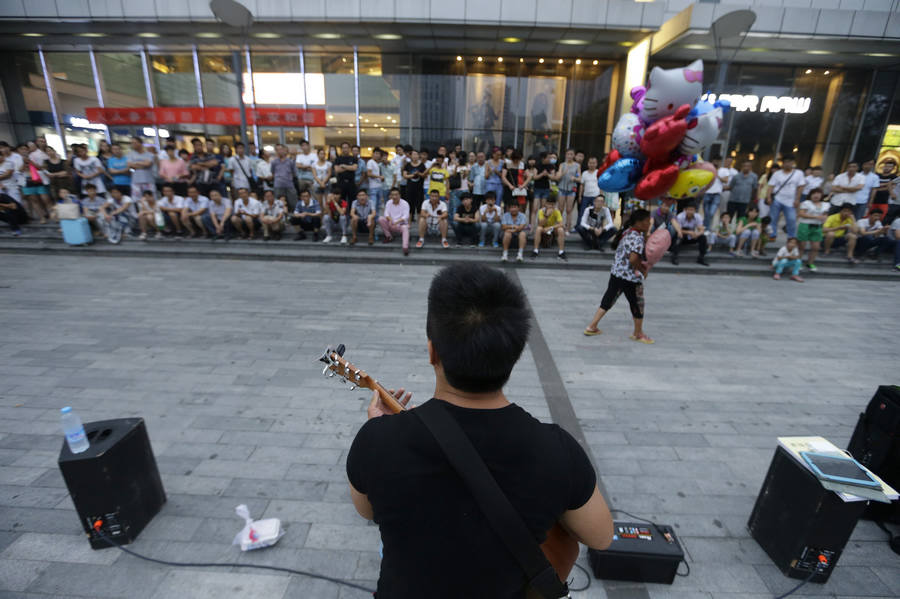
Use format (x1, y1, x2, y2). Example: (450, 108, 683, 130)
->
(0, 256, 897, 598)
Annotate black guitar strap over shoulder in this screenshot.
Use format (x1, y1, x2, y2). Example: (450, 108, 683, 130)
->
(412, 400, 570, 599)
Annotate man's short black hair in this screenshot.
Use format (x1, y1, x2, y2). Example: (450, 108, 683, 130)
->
(84, 183, 97, 190)
(426, 264, 530, 393)
(461, 192, 472, 200)
(485, 190, 496, 200)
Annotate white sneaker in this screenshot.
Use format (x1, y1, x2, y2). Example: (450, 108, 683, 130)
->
(517, 251, 524, 262)
(340, 235, 348, 245)
(323, 235, 332, 243)
(139, 232, 147, 241)
(501, 250, 508, 262)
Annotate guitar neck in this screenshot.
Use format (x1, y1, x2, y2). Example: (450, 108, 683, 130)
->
(372, 380, 407, 414)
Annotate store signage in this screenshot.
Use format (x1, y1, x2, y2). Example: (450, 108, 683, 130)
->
(68, 116, 108, 131)
(700, 93, 811, 114)
(85, 107, 327, 127)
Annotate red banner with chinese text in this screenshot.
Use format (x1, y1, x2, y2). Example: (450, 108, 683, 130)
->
(85, 107, 326, 127)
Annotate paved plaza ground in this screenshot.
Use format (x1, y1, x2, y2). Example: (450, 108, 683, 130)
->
(0, 255, 898, 599)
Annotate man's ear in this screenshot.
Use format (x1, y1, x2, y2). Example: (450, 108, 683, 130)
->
(427, 339, 439, 367)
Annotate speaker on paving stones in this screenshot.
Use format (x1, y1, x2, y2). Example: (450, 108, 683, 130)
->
(57, 418, 166, 549)
(587, 521, 685, 584)
(748, 446, 866, 583)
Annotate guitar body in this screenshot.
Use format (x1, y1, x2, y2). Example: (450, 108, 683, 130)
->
(541, 522, 579, 584)
(320, 344, 581, 590)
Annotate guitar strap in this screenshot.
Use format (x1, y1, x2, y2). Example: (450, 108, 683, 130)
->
(412, 400, 570, 599)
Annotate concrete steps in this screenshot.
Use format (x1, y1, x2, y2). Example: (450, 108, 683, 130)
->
(2, 224, 897, 280)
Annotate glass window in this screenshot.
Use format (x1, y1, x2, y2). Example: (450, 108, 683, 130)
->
(358, 53, 409, 154)
(149, 53, 199, 107)
(304, 51, 358, 150)
(856, 71, 899, 164)
(199, 52, 240, 107)
(566, 61, 615, 159)
(97, 52, 146, 108)
(44, 52, 107, 154)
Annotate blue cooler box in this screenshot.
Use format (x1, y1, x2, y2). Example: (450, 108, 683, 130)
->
(61, 218, 93, 245)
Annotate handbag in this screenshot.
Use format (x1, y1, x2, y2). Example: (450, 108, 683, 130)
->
(28, 164, 43, 187)
(412, 400, 570, 599)
(56, 202, 81, 220)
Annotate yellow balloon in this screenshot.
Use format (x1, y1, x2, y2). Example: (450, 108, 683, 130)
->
(668, 168, 714, 199)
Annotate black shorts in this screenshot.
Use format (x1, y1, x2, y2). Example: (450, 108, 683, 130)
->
(599, 274, 644, 319)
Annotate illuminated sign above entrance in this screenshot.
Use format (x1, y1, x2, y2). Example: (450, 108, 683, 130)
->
(701, 93, 811, 114)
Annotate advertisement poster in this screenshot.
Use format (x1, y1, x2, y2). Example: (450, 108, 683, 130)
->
(524, 77, 566, 156)
(464, 75, 506, 154)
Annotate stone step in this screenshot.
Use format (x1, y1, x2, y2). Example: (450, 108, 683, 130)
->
(1, 236, 897, 280)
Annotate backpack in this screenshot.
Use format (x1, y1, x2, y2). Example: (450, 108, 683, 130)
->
(847, 386, 900, 550)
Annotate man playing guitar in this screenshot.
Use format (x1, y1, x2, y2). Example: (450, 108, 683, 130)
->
(346, 263, 614, 597)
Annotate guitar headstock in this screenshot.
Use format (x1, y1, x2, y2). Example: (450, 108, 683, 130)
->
(319, 344, 375, 391)
(318, 344, 407, 413)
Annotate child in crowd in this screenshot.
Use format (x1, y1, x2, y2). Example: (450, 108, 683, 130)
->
(584, 209, 653, 344)
(772, 237, 804, 282)
(708, 212, 737, 256)
(80, 183, 107, 238)
(759, 216, 773, 256)
(734, 204, 761, 256)
(796, 187, 829, 271)
(137, 190, 162, 240)
(102, 187, 137, 244)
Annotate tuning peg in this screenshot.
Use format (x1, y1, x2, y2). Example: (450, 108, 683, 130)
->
(349, 384, 356, 391)
(322, 365, 330, 376)
(336, 344, 345, 357)
(328, 371, 336, 378)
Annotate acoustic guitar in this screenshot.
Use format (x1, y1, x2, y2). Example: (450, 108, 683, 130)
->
(319, 344, 579, 588)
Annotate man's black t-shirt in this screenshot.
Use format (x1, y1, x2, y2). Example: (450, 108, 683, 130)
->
(347, 399, 596, 598)
(456, 203, 478, 222)
(533, 164, 553, 190)
(403, 162, 426, 193)
(334, 155, 356, 184)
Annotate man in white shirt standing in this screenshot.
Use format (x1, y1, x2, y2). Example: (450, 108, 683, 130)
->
(717, 156, 738, 221)
(702, 157, 724, 230)
(857, 159, 880, 220)
(366, 147, 385, 217)
(227, 142, 254, 196)
(294, 139, 317, 196)
(766, 155, 805, 238)
(829, 162, 865, 214)
(391, 144, 409, 196)
(126, 136, 157, 201)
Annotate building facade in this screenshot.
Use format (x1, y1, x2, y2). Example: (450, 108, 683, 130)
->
(0, 0, 898, 172)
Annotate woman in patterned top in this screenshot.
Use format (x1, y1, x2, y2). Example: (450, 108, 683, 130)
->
(583, 209, 654, 344)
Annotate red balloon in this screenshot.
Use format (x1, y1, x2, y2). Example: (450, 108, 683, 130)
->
(639, 104, 691, 161)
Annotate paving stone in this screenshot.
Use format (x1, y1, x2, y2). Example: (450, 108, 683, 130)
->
(0, 560, 48, 592)
(149, 570, 290, 599)
(25, 561, 165, 598)
(0, 533, 120, 565)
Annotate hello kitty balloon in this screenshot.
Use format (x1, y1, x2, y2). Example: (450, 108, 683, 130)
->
(611, 113, 644, 158)
(633, 59, 704, 124)
(678, 99, 730, 156)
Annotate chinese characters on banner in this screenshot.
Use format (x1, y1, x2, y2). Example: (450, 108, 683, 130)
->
(85, 107, 327, 127)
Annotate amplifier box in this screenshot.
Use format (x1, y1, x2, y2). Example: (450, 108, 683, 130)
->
(587, 520, 685, 584)
(748, 446, 866, 583)
(58, 418, 166, 549)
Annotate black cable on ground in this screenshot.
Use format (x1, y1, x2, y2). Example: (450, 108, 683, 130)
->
(567, 562, 591, 592)
(773, 568, 817, 599)
(93, 526, 376, 594)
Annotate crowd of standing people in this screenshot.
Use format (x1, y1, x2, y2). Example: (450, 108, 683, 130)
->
(0, 135, 897, 272)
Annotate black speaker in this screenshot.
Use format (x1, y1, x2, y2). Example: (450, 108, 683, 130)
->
(57, 418, 166, 549)
(748, 446, 866, 583)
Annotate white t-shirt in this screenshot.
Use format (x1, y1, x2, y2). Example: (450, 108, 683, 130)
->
(73, 156, 107, 193)
(798, 200, 830, 225)
(856, 218, 882, 234)
(580, 170, 600, 198)
(227, 156, 254, 190)
(707, 169, 723, 195)
(479, 202, 502, 222)
(158, 195, 184, 210)
(768, 169, 805, 206)
(858, 171, 880, 205)
(183, 195, 210, 213)
(366, 158, 383, 191)
(28, 149, 50, 185)
(295, 150, 317, 180)
(804, 175, 823, 194)
(772, 245, 800, 266)
(207, 197, 232, 219)
(718, 167, 737, 192)
(391, 154, 409, 185)
(831, 172, 865, 206)
(0, 158, 21, 201)
(234, 197, 262, 216)
(313, 160, 332, 185)
(105, 195, 136, 216)
(421, 200, 448, 227)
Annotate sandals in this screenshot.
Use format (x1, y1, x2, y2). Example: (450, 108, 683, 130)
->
(630, 333, 655, 345)
(583, 328, 602, 336)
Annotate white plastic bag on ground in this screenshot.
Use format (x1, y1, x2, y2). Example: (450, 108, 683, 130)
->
(232, 504, 284, 551)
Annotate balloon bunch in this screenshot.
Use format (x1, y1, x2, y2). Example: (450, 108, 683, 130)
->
(598, 59, 731, 202)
